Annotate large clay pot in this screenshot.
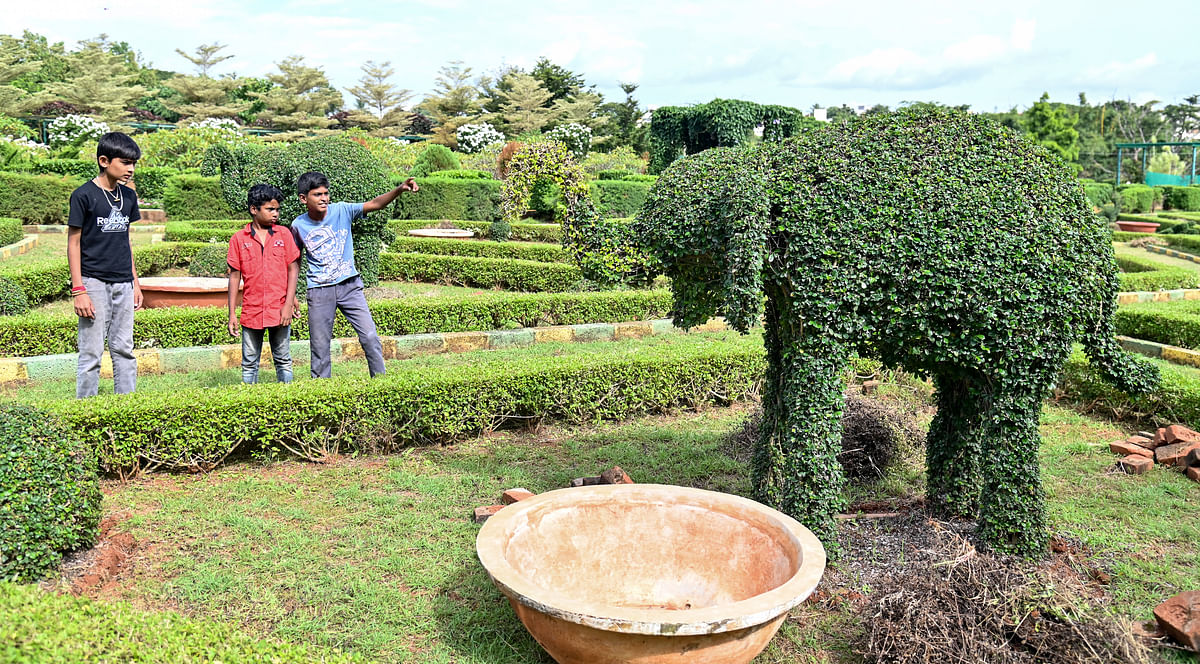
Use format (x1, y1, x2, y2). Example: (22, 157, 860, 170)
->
(476, 484, 826, 664)
(139, 277, 240, 309)
(1115, 221, 1160, 233)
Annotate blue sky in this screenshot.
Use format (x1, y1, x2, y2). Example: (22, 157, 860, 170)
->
(5, 0, 1195, 113)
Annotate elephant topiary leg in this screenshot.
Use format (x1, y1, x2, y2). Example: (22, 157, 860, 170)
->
(976, 384, 1050, 557)
(925, 375, 986, 518)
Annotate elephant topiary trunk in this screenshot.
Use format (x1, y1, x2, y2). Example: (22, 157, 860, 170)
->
(633, 108, 1158, 557)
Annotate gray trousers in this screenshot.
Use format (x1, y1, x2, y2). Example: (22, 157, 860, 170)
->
(76, 276, 136, 399)
(306, 276, 385, 378)
(242, 325, 293, 384)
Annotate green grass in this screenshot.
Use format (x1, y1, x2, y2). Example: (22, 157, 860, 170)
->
(1114, 243, 1200, 273)
(41, 398, 1190, 664)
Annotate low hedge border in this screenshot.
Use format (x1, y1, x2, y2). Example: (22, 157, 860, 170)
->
(0, 317, 729, 384)
(0, 218, 23, 247)
(1111, 231, 1154, 242)
(1059, 349, 1200, 428)
(378, 252, 580, 291)
(1114, 299, 1200, 351)
(0, 289, 673, 357)
(0, 171, 78, 224)
(0, 235, 38, 261)
(389, 219, 562, 243)
(390, 236, 569, 263)
(1156, 235, 1200, 257)
(1, 582, 364, 663)
(0, 242, 206, 306)
(1115, 253, 1200, 292)
(34, 333, 765, 474)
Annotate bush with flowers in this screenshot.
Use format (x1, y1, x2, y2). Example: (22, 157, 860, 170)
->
(47, 115, 110, 149)
(545, 123, 592, 159)
(456, 123, 505, 154)
(137, 124, 254, 170)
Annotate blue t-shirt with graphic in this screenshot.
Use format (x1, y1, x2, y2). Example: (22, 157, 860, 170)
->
(290, 202, 363, 288)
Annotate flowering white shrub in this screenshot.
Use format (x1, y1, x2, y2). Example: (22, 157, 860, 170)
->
(47, 115, 109, 148)
(545, 123, 592, 159)
(0, 136, 48, 152)
(456, 122, 505, 154)
(186, 117, 241, 135)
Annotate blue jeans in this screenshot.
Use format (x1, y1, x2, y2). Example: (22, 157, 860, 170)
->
(242, 325, 293, 384)
(306, 276, 385, 379)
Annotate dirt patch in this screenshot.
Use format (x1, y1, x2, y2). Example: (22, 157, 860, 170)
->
(53, 515, 139, 596)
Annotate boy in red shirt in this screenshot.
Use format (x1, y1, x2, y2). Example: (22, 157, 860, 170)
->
(227, 184, 301, 383)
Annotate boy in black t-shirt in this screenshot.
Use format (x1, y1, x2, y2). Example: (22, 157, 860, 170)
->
(67, 132, 143, 398)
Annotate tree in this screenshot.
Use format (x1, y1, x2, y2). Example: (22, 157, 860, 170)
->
(175, 43, 234, 77)
(0, 36, 40, 115)
(551, 91, 606, 132)
(346, 60, 412, 121)
(163, 74, 249, 121)
(253, 55, 342, 130)
(596, 82, 649, 153)
(494, 73, 554, 134)
(477, 63, 523, 114)
(4, 31, 70, 94)
(1024, 93, 1080, 170)
(530, 57, 588, 102)
(28, 39, 145, 121)
(417, 61, 481, 146)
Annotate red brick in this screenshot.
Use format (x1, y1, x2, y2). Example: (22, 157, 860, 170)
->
(1110, 441, 1154, 457)
(1154, 428, 1168, 447)
(1187, 447, 1200, 468)
(861, 380, 881, 395)
(1127, 435, 1156, 449)
(1179, 444, 1200, 468)
(1164, 424, 1200, 445)
(1118, 455, 1153, 475)
(1155, 591, 1200, 651)
(473, 505, 505, 524)
(501, 488, 535, 504)
(600, 466, 634, 484)
(1157, 443, 1193, 466)
(1188, 467, 1200, 483)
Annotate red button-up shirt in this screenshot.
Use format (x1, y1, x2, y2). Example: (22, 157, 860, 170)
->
(227, 223, 301, 329)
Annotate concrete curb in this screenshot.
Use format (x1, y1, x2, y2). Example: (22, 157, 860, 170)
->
(1118, 335, 1200, 369)
(1147, 245, 1200, 264)
(0, 318, 731, 385)
(0, 234, 39, 259)
(1116, 288, 1200, 305)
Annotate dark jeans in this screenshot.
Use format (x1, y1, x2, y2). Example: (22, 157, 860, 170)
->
(242, 325, 293, 384)
(306, 276, 385, 378)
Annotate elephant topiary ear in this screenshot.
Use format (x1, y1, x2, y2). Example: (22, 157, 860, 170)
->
(718, 161, 769, 332)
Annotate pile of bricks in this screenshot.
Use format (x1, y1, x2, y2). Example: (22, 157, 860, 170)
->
(472, 466, 636, 524)
(1110, 424, 1200, 482)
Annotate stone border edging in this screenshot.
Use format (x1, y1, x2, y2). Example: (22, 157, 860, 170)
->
(1147, 245, 1200, 264)
(1117, 288, 1200, 304)
(0, 234, 38, 259)
(1118, 335, 1200, 369)
(0, 318, 730, 384)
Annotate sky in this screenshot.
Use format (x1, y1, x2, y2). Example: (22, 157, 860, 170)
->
(3, 0, 1195, 113)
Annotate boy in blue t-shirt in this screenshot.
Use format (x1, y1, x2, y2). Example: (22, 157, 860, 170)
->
(290, 171, 418, 378)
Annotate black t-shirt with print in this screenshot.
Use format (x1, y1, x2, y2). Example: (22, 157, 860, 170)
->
(67, 181, 140, 283)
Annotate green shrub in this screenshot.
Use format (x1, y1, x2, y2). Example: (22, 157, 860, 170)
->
(1059, 349, 1200, 428)
(1114, 300, 1200, 350)
(0, 404, 100, 582)
(597, 169, 635, 180)
(579, 146, 647, 176)
(410, 144, 460, 177)
(131, 166, 180, 203)
(0, 172, 78, 224)
(164, 221, 238, 243)
(426, 169, 492, 179)
(528, 177, 559, 220)
(391, 178, 501, 221)
(1160, 186, 1200, 212)
(389, 219, 562, 243)
(30, 159, 95, 181)
(0, 289, 673, 357)
(37, 334, 763, 473)
(137, 125, 257, 170)
(188, 243, 230, 278)
(1117, 184, 1158, 213)
(623, 174, 658, 183)
(1115, 253, 1200, 291)
(0, 217, 22, 247)
(378, 253, 581, 291)
(1111, 231, 1153, 242)
(162, 175, 241, 221)
(589, 180, 651, 218)
(1083, 182, 1114, 208)
(0, 582, 364, 663)
(1163, 234, 1200, 254)
(390, 236, 569, 262)
(0, 276, 29, 315)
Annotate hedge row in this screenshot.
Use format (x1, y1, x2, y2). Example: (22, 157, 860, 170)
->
(37, 334, 764, 473)
(1114, 254, 1200, 291)
(1160, 185, 1200, 212)
(0, 218, 22, 247)
(389, 219, 563, 242)
(1083, 182, 1114, 208)
(378, 252, 582, 291)
(1111, 230, 1154, 242)
(1117, 184, 1160, 213)
(1, 582, 363, 663)
(391, 177, 501, 221)
(1059, 349, 1200, 428)
(1161, 234, 1200, 255)
(26, 158, 95, 181)
(1114, 300, 1200, 350)
(23, 160, 182, 200)
(0, 289, 673, 357)
(0, 242, 205, 306)
(390, 236, 569, 263)
(163, 221, 238, 242)
(163, 174, 242, 221)
(589, 180, 651, 218)
(0, 171, 77, 224)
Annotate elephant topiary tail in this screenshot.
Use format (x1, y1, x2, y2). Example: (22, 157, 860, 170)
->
(1080, 302, 1159, 395)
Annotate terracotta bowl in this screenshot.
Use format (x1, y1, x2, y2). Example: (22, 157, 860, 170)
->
(139, 277, 240, 309)
(407, 228, 475, 238)
(1115, 221, 1160, 233)
(476, 484, 826, 664)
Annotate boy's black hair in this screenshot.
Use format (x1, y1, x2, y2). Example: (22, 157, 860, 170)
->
(96, 132, 141, 167)
(296, 171, 329, 196)
(247, 183, 285, 211)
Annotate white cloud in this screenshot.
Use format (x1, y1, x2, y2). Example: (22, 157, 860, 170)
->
(1083, 53, 1158, 84)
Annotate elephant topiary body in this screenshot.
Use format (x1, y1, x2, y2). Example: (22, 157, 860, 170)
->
(635, 108, 1158, 556)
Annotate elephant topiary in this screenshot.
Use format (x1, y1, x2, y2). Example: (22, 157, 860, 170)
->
(633, 108, 1158, 556)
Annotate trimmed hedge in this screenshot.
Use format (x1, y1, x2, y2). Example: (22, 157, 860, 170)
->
(1111, 230, 1154, 242)
(1060, 349, 1200, 428)
(1117, 184, 1159, 213)
(164, 221, 238, 242)
(390, 236, 569, 263)
(427, 169, 492, 179)
(1160, 186, 1200, 212)
(1114, 254, 1200, 291)
(162, 174, 242, 221)
(0, 582, 364, 663)
(0, 404, 100, 582)
(0, 171, 78, 224)
(1115, 300, 1200, 350)
(589, 180, 650, 218)
(0, 276, 28, 315)
(389, 219, 562, 242)
(29, 159, 95, 181)
(37, 333, 764, 473)
(391, 177, 501, 221)
(378, 253, 581, 291)
(1162, 234, 1200, 255)
(131, 166, 181, 203)
(0, 289, 673, 357)
(1083, 182, 1114, 208)
(0, 242, 206, 307)
(0, 217, 22, 247)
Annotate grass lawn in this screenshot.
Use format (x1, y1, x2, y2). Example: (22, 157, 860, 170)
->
(1114, 242, 1200, 273)
(37, 398, 1193, 663)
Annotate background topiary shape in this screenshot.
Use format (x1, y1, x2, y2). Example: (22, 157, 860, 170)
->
(410, 143, 460, 178)
(0, 404, 101, 582)
(203, 137, 395, 286)
(635, 107, 1159, 557)
(188, 243, 231, 278)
